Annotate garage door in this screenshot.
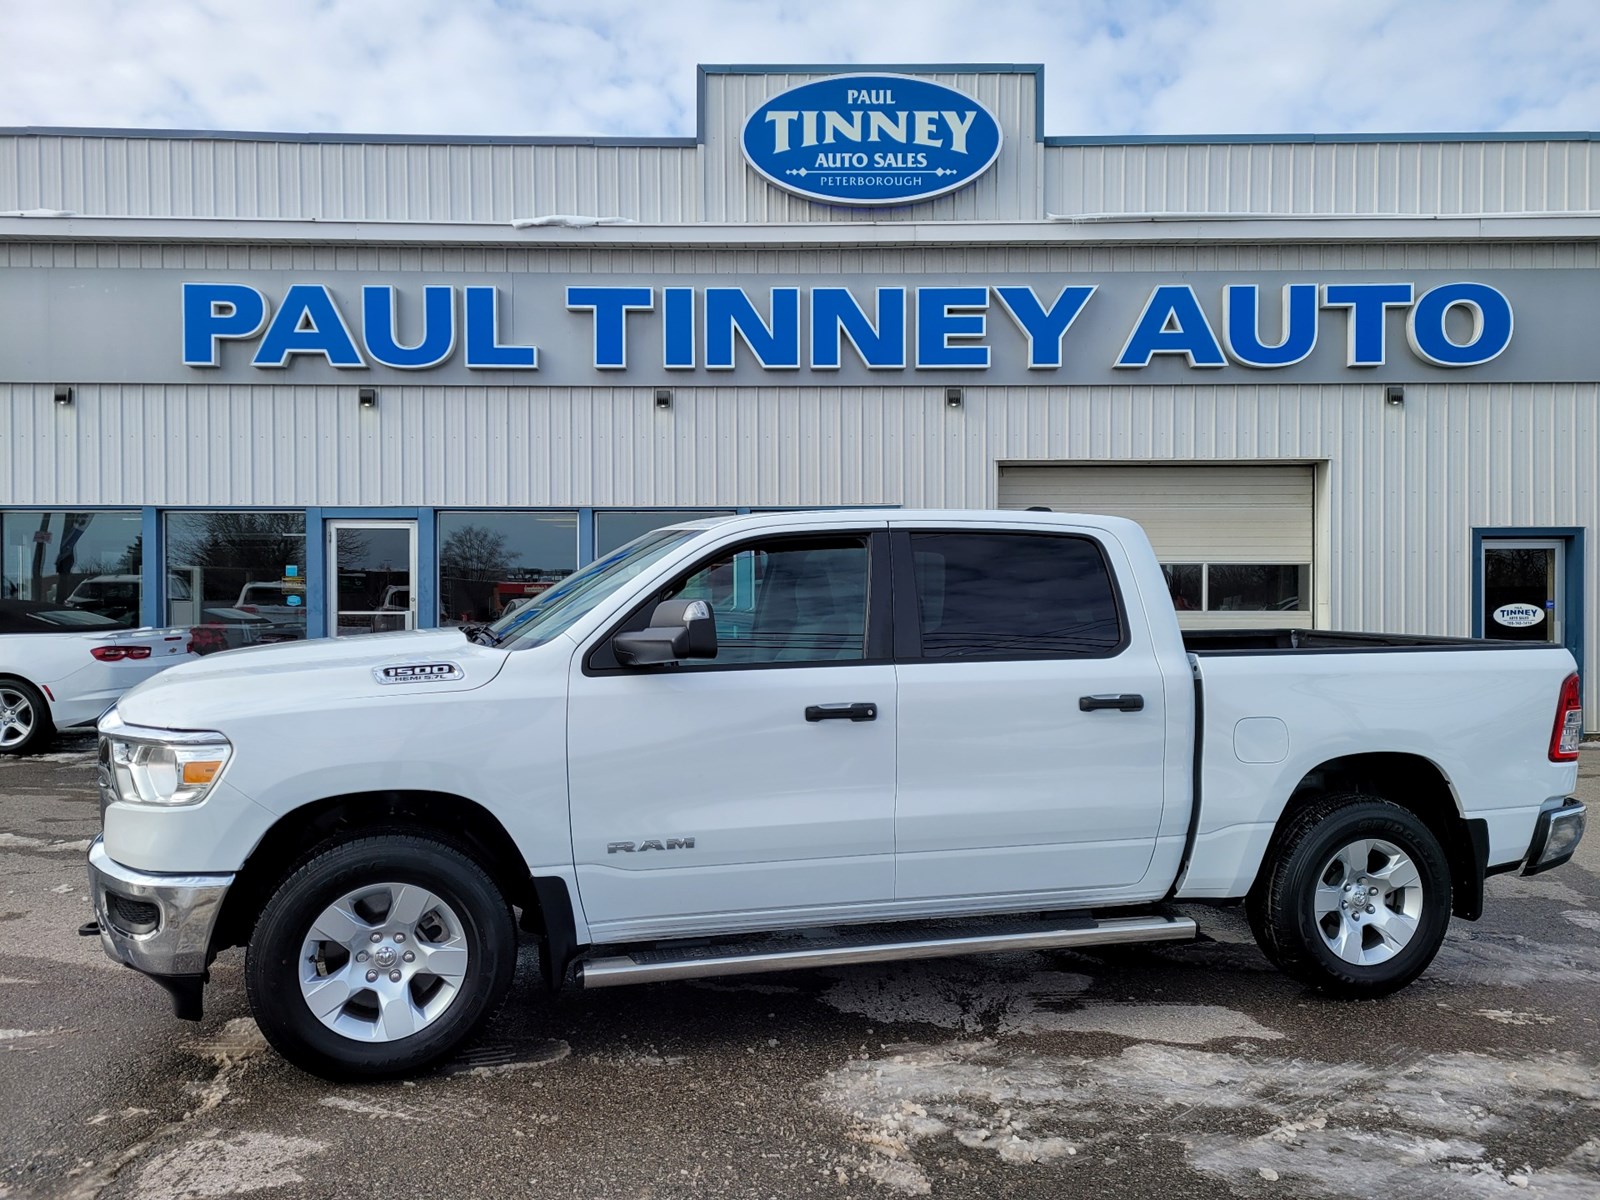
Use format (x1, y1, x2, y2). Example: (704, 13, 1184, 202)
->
(998, 464, 1314, 629)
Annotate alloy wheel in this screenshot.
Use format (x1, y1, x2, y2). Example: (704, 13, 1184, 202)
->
(1311, 837, 1425, 967)
(0, 687, 36, 750)
(298, 883, 470, 1043)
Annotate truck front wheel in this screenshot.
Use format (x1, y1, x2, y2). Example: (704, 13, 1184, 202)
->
(245, 834, 516, 1080)
(1248, 794, 1452, 998)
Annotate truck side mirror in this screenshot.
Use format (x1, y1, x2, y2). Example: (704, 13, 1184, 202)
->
(613, 598, 718, 666)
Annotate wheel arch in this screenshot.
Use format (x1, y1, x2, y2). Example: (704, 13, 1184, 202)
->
(1255, 751, 1488, 921)
(213, 790, 574, 973)
(0, 671, 50, 705)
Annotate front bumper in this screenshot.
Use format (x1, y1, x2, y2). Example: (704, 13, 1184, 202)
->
(87, 836, 234, 1013)
(1522, 799, 1586, 876)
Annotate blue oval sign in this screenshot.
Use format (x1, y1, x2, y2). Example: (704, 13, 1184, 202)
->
(741, 74, 1003, 207)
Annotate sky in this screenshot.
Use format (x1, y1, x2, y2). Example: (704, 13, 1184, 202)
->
(1, 0, 1597, 139)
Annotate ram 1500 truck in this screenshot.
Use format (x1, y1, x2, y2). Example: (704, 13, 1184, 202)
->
(86, 510, 1588, 1079)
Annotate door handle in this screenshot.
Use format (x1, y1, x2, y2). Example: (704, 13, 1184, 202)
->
(1079, 693, 1145, 712)
(806, 703, 878, 722)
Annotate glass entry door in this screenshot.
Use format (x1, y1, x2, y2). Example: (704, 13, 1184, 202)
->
(326, 520, 417, 637)
(1482, 539, 1564, 643)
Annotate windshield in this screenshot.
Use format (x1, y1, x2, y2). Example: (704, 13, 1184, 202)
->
(488, 528, 699, 648)
(69, 579, 135, 600)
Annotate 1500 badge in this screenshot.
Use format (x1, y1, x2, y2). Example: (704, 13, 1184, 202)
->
(374, 662, 464, 685)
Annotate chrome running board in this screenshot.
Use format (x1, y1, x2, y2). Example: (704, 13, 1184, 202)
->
(577, 913, 1196, 989)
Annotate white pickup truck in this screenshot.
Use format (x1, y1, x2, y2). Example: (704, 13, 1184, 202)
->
(86, 510, 1587, 1079)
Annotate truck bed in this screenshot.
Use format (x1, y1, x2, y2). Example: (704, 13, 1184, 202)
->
(1183, 628, 1542, 655)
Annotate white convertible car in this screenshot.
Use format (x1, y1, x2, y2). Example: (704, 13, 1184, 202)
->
(0, 600, 195, 754)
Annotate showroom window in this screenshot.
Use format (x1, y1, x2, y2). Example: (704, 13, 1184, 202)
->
(1161, 563, 1309, 612)
(0, 510, 143, 626)
(438, 511, 578, 624)
(594, 510, 736, 558)
(165, 512, 308, 653)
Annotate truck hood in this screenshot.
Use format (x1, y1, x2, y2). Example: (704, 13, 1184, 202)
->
(113, 628, 511, 731)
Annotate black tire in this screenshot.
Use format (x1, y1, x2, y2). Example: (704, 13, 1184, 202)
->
(245, 833, 516, 1081)
(1247, 793, 1451, 998)
(0, 677, 55, 756)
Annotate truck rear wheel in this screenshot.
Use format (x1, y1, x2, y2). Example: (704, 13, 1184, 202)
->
(245, 834, 516, 1080)
(1248, 794, 1451, 998)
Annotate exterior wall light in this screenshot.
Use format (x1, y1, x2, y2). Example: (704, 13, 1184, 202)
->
(946, 387, 963, 408)
(358, 387, 377, 409)
(54, 385, 73, 406)
(1385, 385, 1405, 406)
(655, 388, 673, 410)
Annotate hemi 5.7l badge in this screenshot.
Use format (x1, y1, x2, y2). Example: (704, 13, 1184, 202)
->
(374, 662, 464, 685)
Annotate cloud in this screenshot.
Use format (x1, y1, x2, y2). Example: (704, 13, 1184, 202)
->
(0, 0, 1595, 137)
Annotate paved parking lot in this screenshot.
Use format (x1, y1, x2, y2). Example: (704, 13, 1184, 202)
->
(3, 736, 1599, 1200)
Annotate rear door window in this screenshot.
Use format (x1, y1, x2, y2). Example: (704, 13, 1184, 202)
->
(905, 532, 1125, 659)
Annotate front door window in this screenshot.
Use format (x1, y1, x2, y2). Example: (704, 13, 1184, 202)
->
(327, 520, 417, 636)
(1482, 540, 1563, 644)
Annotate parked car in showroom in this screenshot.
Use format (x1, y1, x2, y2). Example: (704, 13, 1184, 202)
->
(85, 510, 1585, 1079)
(0, 600, 194, 754)
(234, 582, 309, 636)
(185, 608, 279, 655)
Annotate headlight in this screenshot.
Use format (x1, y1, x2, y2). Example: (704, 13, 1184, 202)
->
(100, 712, 232, 808)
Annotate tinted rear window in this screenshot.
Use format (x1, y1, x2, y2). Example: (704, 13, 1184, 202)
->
(908, 532, 1124, 658)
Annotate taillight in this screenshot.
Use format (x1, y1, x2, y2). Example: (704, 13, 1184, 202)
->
(239, 605, 258, 614)
(91, 645, 152, 663)
(1550, 672, 1584, 762)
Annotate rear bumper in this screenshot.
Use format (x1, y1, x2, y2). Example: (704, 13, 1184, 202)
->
(1522, 799, 1586, 876)
(87, 836, 233, 979)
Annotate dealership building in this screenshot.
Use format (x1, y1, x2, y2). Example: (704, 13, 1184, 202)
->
(0, 63, 1595, 728)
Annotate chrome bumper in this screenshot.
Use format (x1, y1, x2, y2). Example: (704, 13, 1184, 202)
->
(87, 837, 234, 978)
(1523, 799, 1586, 876)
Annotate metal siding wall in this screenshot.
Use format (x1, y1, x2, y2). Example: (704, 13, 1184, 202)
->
(21, 233, 1593, 278)
(9, 130, 1600, 222)
(0, 135, 704, 223)
(1044, 139, 1600, 216)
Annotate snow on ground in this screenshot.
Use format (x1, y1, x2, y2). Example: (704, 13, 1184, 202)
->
(134, 1131, 325, 1200)
(821, 1040, 1600, 1197)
